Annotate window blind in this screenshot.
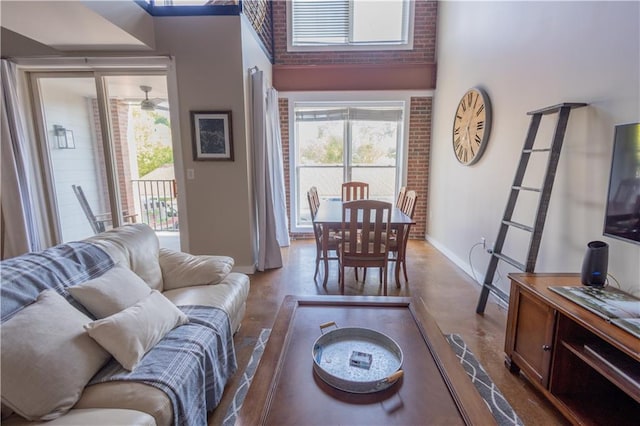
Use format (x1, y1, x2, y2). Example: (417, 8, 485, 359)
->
(295, 107, 402, 122)
(292, 0, 349, 45)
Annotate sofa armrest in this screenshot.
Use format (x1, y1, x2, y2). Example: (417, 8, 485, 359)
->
(158, 248, 234, 291)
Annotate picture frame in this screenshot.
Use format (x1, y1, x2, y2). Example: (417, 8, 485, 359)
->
(191, 111, 234, 161)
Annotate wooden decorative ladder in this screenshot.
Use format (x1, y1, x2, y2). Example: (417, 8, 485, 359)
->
(475, 102, 587, 314)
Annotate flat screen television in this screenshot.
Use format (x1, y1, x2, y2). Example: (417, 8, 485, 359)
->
(603, 123, 640, 245)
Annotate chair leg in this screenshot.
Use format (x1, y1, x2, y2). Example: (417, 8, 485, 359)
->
(402, 259, 408, 284)
(382, 265, 388, 296)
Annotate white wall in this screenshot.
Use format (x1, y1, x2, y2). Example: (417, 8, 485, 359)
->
(42, 83, 104, 242)
(153, 16, 256, 270)
(430, 1, 640, 297)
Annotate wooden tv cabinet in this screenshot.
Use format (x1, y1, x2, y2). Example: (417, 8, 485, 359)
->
(505, 273, 639, 425)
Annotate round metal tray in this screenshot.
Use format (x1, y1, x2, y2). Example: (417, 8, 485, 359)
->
(312, 322, 403, 394)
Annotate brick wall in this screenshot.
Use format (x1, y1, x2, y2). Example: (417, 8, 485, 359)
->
(272, 0, 437, 65)
(407, 97, 431, 239)
(91, 100, 135, 218)
(243, 0, 273, 59)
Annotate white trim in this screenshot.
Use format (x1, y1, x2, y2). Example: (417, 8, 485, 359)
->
(11, 56, 172, 70)
(280, 90, 434, 100)
(426, 234, 510, 310)
(286, 0, 415, 52)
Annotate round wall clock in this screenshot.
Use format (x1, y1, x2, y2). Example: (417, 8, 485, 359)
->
(452, 87, 492, 165)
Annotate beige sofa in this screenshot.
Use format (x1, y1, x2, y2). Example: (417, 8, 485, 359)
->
(1, 224, 250, 426)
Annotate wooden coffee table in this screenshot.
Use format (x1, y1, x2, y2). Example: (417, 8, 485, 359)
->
(237, 296, 495, 425)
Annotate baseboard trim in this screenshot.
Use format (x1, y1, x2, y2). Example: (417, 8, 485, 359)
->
(425, 235, 509, 310)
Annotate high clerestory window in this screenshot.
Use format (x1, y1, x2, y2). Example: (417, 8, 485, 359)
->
(288, 0, 414, 51)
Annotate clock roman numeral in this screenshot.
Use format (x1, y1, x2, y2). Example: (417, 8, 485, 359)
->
(454, 126, 461, 135)
(476, 121, 484, 131)
(467, 92, 474, 106)
(475, 134, 482, 145)
(476, 104, 485, 116)
(461, 100, 467, 112)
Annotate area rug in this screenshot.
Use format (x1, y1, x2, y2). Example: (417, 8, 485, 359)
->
(445, 334, 524, 426)
(222, 328, 271, 426)
(223, 329, 523, 426)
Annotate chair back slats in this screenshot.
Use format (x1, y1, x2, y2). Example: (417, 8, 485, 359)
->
(341, 200, 391, 260)
(339, 199, 392, 294)
(341, 181, 369, 201)
(401, 190, 418, 219)
(308, 186, 321, 219)
(396, 186, 407, 208)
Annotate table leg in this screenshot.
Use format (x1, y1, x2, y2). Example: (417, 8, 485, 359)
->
(395, 226, 404, 288)
(322, 224, 329, 287)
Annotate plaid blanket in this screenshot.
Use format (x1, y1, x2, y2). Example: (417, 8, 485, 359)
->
(89, 305, 237, 426)
(0, 242, 113, 322)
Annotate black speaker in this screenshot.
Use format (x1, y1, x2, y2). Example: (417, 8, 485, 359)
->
(581, 241, 609, 286)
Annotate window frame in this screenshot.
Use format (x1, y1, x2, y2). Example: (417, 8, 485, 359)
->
(286, 0, 415, 52)
(286, 91, 414, 233)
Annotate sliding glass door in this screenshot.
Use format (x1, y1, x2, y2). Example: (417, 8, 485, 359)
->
(31, 72, 179, 247)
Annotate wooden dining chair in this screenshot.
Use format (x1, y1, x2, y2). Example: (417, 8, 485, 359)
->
(338, 200, 392, 295)
(341, 181, 369, 201)
(308, 187, 339, 281)
(388, 190, 418, 285)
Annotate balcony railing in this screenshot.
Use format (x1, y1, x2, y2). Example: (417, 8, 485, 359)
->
(131, 179, 178, 232)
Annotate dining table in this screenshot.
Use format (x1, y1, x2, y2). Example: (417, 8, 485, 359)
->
(312, 199, 415, 288)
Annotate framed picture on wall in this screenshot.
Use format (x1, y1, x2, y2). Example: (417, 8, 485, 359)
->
(191, 111, 234, 161)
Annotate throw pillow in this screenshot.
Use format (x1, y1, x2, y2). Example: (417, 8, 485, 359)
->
(159, 248, 233, 290)
(68, 264, 152, 318)
(85, 290, 189, 371)
(0, 290, 110, 421)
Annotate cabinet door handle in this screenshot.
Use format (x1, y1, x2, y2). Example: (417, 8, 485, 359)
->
(542, 344, 552, 351)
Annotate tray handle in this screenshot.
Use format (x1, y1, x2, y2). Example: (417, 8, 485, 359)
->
(386, 370, 404, 384)
(319, 321, 338, 334)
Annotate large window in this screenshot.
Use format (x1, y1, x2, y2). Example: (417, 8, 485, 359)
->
(288, 0, 413, 51)
(292, 101, 405, 231)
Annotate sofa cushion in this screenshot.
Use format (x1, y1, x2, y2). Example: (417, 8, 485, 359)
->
(85, 291, 189, 370)
(0, 290, 110, 421)
(1, 408, 157, 426)
(88, 224, 163, 291)
(75, 382, 172, 426)
(159, 248, 234, 290)
(162, 272, 249, 333)
(68, 264, 152, 318)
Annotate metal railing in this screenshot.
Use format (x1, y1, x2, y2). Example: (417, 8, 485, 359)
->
(131, 179, 178, 232)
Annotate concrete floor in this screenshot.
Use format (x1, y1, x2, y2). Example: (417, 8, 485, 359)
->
(209, 239, 568, 425)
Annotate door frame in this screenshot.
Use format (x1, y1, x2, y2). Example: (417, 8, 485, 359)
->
(16, 56, 187, 248)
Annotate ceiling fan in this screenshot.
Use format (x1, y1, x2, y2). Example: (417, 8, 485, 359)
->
(140, 85, 169, 111)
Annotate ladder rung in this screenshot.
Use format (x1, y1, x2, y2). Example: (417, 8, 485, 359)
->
(503, 220, 533, 232)
(522, 148, 551, 153)
(480, 283, 509, 303)
(493, 252, 525, 271)
(512, 186, 541, 193)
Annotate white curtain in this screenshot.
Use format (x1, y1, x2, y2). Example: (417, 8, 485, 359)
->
(251, 69, 290, 271)
(1, 59, 42, 258)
